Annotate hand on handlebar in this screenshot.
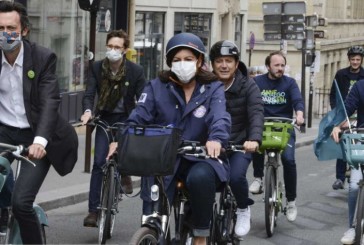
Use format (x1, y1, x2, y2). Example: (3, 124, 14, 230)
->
(80, 111, 92, 125)
(106, 142, 118, 160)
(243, 140, 259, 153)
(205, 140, 222, 158)
(331, 126, 342, 143)
(28, 143, 46, 160)
(295, 114, 305, 126)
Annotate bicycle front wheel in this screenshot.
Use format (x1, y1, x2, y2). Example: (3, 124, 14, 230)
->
(98, 165, 115, 244)
(265, 165, 277, 237)
(129, 227, 158, 245)
(355, 186, 364, 245)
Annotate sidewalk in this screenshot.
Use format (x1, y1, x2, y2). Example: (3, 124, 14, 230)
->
(35, 118, 321, 211)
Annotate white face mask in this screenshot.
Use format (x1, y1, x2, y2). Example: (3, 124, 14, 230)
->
(106, 49, 123, 62)
(0, 32, 22, 53)
(171, 61, 197, 84)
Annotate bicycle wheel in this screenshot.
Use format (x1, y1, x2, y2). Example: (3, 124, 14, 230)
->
(129, 227, 158, 245)
(98, 165, 115, 244)
(109, 171, 121, 238)
(265, 165, 277, 237)
(355, 186, 364, 245)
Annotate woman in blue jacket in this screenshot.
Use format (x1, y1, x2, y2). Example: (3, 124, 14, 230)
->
(109, 32, 231, 245)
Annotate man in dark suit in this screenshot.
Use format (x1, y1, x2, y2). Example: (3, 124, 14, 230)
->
(0, 2, 78, 244)
(80, 29, 145, 227)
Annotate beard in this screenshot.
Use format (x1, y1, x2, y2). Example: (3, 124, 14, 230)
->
(269, 70, 283, 79)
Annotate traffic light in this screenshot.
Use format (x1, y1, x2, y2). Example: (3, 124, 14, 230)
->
(78, 0, 101, 12)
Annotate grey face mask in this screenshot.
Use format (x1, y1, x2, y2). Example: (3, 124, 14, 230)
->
(0, 32, 22, 53)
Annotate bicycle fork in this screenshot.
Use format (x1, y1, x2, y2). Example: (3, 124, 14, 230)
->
(267, 151, 284, 214)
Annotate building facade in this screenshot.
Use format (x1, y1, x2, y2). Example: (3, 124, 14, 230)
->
(12, 0, 364, 122)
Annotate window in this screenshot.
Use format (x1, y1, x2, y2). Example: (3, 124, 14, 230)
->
(135, 12, 165, 81)
(25, 0, 91, 93)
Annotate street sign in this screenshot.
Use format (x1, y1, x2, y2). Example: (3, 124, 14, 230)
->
(262, 2, 282, 15)
(283, 14, 305, 23)
(264, 33, 282, 41)
(314, 30, 327, 38)
(283, 2, 306, 15)
(318, 17, 328, 26)
(263, 15, 281, 24)
(282, 23, 305, 33)
(282, 32, 305, 40)
(264, 24, 281, 32)
(306, 14, 318, 27)
(306, 29, 315, 49)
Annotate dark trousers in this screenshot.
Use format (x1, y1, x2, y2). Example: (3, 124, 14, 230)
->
(252, 132, 297, 201)
(0, 124, 50, 244)
(143, 160, 221, 234)
(229, 152, 253, 209)
(88, 113, 126, 212)
(336, 158, 347, 182)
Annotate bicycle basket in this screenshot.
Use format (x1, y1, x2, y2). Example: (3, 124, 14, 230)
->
(258, 121, 293, 153)
(340, 131, 364, 169)
(117, 124, 182, 176)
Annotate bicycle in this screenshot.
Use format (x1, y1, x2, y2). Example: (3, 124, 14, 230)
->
(77, 117, 126, 244)
(129, 140, 213, 244)
(0, 143, 48, 244)
(209, 142, 245, 245)
(340, 128, 364, 245)
(257, 117, 302, 237)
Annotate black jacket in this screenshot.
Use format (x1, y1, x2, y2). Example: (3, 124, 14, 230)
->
(225, 69, 264, 144)
(0, 39, 78, 176)
(83, 59, 146, 115)
(330, 66, 364, 109)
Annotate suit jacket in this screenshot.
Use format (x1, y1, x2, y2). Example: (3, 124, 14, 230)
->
(0, 39, 78, 176)
(82, 59, 146, 115)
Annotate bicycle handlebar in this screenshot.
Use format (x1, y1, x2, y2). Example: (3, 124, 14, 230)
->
(263, 117, 305, 133)
(0, 143, 35, 167)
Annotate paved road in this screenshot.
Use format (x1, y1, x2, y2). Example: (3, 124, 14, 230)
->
(45, 144, 348, 244)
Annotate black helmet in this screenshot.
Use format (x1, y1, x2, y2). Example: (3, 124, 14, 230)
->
(347, 46, 364, 57)
(209, 40, 240, 62)
(166, 33, 205, 56)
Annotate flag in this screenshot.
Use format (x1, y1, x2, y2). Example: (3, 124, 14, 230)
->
(313, 80, 349, 161)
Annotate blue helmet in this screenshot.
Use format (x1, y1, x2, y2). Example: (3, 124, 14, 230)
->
(166, 32, 205, 57)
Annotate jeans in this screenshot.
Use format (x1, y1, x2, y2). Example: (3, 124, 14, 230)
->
(336, 158, 347, 182)
(142, 160, 222, 237)
(88, 113, 127, 212)
(348, 167, 362, 227)
(252, 132, 297, 201)
(229, 152, 253, 209)
(0, 124, 50, 244)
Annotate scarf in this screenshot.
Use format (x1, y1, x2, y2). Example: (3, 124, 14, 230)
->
(96, 58, 127, 112)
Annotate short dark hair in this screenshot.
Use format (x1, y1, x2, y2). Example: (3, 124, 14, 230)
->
(106, 29, 130, 49)
(265, 51, 287, 67)
(0, 1, 30, 33)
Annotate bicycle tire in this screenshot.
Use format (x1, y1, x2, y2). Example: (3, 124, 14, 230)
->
(265, 165, 277, 237)
(355, 186, 364, 245)
(98, 165, 115, 244)
(109, 170, 121, 238)
(129, 227, 158, 245)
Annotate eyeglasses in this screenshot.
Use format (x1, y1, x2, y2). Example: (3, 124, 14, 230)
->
(106, 44, 123, 51)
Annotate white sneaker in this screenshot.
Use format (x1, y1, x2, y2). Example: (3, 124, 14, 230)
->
(234, 207, 251, 237)
(286, 200, 297, 222)
(249, 178, 263, 194)
(340, 228, 355, 245)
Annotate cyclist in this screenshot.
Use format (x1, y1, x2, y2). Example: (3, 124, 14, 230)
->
(209, 40, 264, 238)
(0, 2, 78, 243)
(108, 32, 231, 245)
(80, 29, 146, 227)
(330, 45, 364, 190)
(332, 79, 364, 244)
(249, 51, 305, 222)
